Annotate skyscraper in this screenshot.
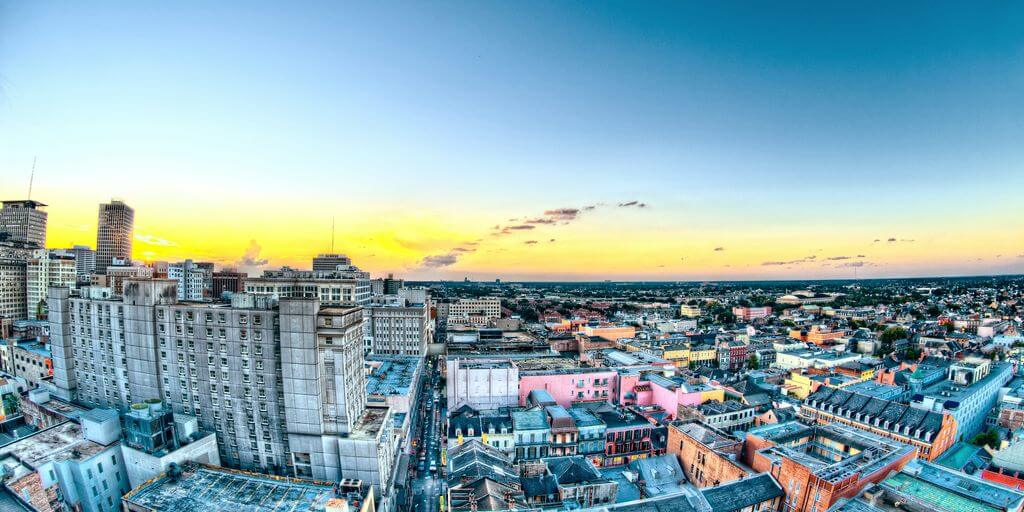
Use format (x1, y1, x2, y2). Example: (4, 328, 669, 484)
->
(0, 200, 47, 248)
(96, 200, 134, 273)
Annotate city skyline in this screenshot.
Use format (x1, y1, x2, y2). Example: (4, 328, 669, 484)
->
(2, 2, 1023, 280)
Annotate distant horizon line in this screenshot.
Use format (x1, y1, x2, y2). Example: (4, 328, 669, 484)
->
(402, 271, 1024, 285)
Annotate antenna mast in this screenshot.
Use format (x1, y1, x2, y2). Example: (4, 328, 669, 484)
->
(27, 156, 36, 199)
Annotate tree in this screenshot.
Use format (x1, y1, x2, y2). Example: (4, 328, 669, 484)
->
(747, 354, 760, 370)
(971, 429, 1000, 449)
(880, 327, 908, 343)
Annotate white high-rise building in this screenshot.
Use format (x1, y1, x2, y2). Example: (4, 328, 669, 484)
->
(245, 265, 372, 305)
(364, 291, 433, 356)
(167, 259, 212, 301)
(26, 248, 77, 319)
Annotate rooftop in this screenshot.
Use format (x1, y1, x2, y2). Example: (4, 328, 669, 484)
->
(0, 421, 112, 468)
(701, 473, 783, 512)
(122, 463, 358, 512)
(365, 356, 422, 397)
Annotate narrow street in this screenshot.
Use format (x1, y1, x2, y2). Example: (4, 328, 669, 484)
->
(403, 356, 447, 512)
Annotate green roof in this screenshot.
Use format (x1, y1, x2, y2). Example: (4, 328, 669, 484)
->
(935, 442, 983, 471)
(883, 472, 1000, 512)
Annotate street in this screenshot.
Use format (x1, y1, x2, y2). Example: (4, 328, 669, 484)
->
(403, 355, 447, 512)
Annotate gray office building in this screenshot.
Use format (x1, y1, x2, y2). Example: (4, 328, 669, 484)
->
(0, 199, 47, 248)
(96, 200, 134, 273)
(47, 278, 396, 501)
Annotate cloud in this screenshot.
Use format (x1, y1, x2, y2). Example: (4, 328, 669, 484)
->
(713, 247, 725, 252)
(523, 240, 538, 245)
(238, 239, 269, 267)
(873, 239, 880, 243)
(617, 201, 648, 208)
(826, 256, 851, 261)
(887, 237, 897, 242)
(549, 239, 556, 243)
(856, 254, 866, 258)
(543, 208, 580, 220)
(836, 261, 867, 268)
(761, 261, 789, 266)
(419, 253, 460, 269)
(134, 233, 176, 247)
(524, 217, 557, 224)
(451, 246, 476, 253)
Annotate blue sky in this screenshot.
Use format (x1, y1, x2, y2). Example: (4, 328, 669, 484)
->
(1, 1, 1022, 279)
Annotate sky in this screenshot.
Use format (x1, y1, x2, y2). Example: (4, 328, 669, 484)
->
(1, 1, 1022, 280)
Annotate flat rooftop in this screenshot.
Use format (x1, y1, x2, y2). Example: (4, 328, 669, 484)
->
(365, 356, 421, 397)
(0, 421, 111, 468)
(349, 407, 390, 440)
(123, 463, 352, 512)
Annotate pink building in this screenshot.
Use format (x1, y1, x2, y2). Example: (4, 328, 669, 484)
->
(619, 373, 714, 420)
(518, 370, 618, 407)
(732, 306, 772, 321)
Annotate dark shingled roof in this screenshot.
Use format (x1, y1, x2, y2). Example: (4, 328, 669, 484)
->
(701, 473, 783, 512)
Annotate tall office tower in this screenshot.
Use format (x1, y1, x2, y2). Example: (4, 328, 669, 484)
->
(167, 259, 212, 301)
(312, 253, 351, 271)
(48, 281, 394, 496)
(96, 199, 134, 273)
(0, 259, 27, 321)
(0, 200, 48, 248)
(212, 269, 246, 298)
(69, 245, 97, 278)
(26, 248, 77, 318)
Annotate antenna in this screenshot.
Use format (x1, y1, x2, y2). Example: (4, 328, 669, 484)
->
(27, 156, 36, 199)
(331, 216, 335, 253)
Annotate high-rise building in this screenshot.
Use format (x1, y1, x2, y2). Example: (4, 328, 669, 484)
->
(96, 199, 135, 273)
(312, 253, 351, 271)
(245, 265, 372, 305)
(0, 199, 47, 248)
(382, 273, 403, 295)
(167, 259, 212, 301)
(48, 281, 395, 495)
(69, 244, 97, 278)
(212, 269, 246, 298)
(26, 248, 77, 318)
(364, 291, 433, 356)
(0, 259, 27, 321)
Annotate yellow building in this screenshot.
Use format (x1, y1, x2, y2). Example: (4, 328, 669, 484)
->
(699, 387, 725, 403)
(663, 344, 691, 367)
(783, 372, 819, 399)
(680, 304, 702, 318)
(689, 346, 717, 366)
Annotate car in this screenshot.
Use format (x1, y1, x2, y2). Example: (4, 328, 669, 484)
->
(429, 462, 437, 473)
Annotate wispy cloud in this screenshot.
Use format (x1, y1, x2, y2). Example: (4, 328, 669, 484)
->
(713, 247, 725, 252)
(617, 200, 648, 208)
(523, 240, 538, 245)
(418, 253, 460, 269)
(134, 233, 176, 247)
